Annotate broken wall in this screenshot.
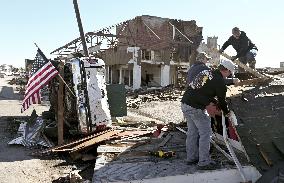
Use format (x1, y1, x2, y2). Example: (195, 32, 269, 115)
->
(102, 48, 132, 65)
(115, 15, 202, 65)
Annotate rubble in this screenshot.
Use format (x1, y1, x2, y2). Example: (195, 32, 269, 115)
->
(126, 86, 183, 109)
(8, 77, 27, 85)
(3, 67, 284, 182)
(8, 117, 53, 147)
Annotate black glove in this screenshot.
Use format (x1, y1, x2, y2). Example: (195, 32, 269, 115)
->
(218, 48, 224, 54)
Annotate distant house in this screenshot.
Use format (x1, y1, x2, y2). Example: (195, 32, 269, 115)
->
(280, 61, 284, 68)
(51, 15, 203, 90)
(0, 64, 13, 76)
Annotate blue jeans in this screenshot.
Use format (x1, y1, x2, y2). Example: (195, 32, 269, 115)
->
(181, 103, 212, 166)
(239, 49, 257, 70)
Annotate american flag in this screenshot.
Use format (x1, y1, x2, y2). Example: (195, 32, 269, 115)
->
(21, 48, 59, 112)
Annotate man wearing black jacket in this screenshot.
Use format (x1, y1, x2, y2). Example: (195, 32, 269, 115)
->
(181, 59, 236, 170)
(219, 27, 258, 70)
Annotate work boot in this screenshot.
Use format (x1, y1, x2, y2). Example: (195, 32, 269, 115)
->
(197, 161, 221, 170)
(249, 61, 256, 69)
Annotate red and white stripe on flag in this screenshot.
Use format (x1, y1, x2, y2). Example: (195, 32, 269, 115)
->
(21, 61, 58, 112)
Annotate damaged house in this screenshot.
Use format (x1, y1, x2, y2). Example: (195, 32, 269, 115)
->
(51, 15, 203, 90)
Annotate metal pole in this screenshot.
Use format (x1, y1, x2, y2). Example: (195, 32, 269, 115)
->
(73, 0, 89, 57)
(72, 0, 92, 133)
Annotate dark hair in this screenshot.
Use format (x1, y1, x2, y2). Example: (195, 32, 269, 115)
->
(232, 27, 240, 34)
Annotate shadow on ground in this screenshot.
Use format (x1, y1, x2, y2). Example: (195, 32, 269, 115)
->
(0, 86, 21, 100)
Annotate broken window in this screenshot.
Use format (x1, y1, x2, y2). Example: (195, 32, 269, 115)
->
(153, 50, 161, 61)
(145, 74, 154, 86)
(141, 49, 151, 60)
(170, 52, 178, 61)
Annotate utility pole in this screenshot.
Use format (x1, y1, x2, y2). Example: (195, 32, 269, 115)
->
(72, 0, 92, 133)
(73, 0, 89, 57)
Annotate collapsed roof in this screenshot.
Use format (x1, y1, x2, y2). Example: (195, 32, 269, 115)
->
(51, 15, 203, 64)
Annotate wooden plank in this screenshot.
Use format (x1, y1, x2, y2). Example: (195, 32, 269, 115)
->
(57, 62, 64, 145)
(97, 145, 131, 153)
(213, 48, 267, 79)
(273, 138, 284, 155)
(70, 130, 121, 153)
(257, 143, 273, 167)
(220, 51, 266, 78)
(39, 129, 115, 154)
(237, 78, 270, 86)
(234, 59, 265, 78)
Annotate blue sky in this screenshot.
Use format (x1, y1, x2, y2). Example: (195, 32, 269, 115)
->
(1, 0, 283, 68)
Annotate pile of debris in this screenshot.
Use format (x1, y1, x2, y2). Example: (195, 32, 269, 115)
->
(258, 67, 284, 75)
(91, 124, 248, 182)
(8, 110, 54, 148)
(127, 87, 183, 109)
(8, 77, 27, 85)
(27, 118, 246, 182)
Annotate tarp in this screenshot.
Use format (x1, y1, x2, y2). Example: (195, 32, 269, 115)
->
(8, 117, 53, 147)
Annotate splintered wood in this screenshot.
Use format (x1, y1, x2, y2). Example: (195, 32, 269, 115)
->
(38, 129, 153, 155)
(39, 129, 121, 154)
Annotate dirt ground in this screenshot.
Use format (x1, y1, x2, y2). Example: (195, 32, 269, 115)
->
(0, 76, 73, 183)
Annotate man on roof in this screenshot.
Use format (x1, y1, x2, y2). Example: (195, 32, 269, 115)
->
(219, 27, 258, 71)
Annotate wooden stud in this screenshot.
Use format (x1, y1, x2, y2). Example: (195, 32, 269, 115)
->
(57, 61, 64, 145)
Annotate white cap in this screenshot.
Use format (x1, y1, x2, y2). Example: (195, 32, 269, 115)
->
(220, 59, 236, 74)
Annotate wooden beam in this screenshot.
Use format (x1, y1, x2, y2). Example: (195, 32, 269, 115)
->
(70, 130, 121, 153)
(220, 51, 266, 78)
(50, 37, 80, 54)
(237, 78, 271, 86)
(57, 62, 64, 145)
(86, 32, 127, 38)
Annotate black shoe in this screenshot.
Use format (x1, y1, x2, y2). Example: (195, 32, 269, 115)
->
(186, 160, 198, 165)
(197, 162, 221, 170)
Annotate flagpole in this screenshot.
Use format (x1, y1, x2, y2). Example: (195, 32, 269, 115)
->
(33, 43, 76, 98)
(57, 74, 76, 98)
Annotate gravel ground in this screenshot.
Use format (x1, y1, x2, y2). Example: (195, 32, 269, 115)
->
(129, 100, 185, 124)
(0, 76, 73, 183)
(126, 85, 250, 124)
